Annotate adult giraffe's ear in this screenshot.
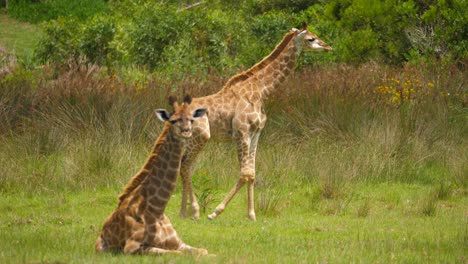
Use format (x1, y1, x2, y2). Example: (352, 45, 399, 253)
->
(302, 21, 308, 31)
(192, 108, 207, 119)
(155, 109, 172, 122)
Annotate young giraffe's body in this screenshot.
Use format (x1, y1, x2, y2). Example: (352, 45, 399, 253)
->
(179, 23, 332, 221)
(95, 96, 208, 255)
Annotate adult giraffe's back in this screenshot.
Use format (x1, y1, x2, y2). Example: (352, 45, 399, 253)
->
(179, 22, 332, 221)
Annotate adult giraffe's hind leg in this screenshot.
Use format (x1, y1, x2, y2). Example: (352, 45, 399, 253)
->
(208, 131, 259, 220)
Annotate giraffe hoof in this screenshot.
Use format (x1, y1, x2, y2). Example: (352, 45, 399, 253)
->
(248, 212, 256, 221)
(192, 211, 200, 220)
(196, 248, 209, 255)
(207, 213, 216, 220)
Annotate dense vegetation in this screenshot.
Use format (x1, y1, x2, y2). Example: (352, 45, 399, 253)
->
(4, 0, 468, 74)
(0, 1, 466, 263)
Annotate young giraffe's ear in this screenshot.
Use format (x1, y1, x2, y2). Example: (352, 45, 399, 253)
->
(168, 95, 178, 108)
(192, 108, 207, 119)
(155, 109, 171, 122)
(183, 94, 192, 105)
(302, 21, 308, 31)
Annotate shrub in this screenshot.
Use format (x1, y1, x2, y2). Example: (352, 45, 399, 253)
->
(125, 3, 180, 69)
(23, 0, 468, 75)
(79, 15, 116, 67)
(34, 17, 80, 66)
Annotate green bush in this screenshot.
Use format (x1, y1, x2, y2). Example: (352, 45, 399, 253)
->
(304, 0, 466, 64)
(28, 0, 468, 72)
(79, 15, 116, 66)
(416, 0, 468, 60)
(125, 3, 180, 69)
(34, 17, 80, 65)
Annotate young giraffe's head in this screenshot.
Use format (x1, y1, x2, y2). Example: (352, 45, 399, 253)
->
(155, 95, 207, 139)
(294, 22, 333, 52)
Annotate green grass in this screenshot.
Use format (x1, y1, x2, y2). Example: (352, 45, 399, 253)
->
(0, 182, 466, 263)
(7, 0, 109, 24)
(0, 10, 42, 59)
(0, 125, 466, 262)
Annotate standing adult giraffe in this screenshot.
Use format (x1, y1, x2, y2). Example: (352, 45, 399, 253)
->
(180, 22, 332, 221)
(95, 95, 208, 255)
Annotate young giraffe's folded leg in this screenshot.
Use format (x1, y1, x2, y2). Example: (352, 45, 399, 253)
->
(124, 238, 183, 255)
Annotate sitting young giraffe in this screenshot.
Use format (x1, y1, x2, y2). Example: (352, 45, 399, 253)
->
(179, 22, 332, 221)
(95, 95, 208, 255)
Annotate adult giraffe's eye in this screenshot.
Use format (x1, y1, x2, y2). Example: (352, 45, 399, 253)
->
(170, 120, 178, 124)
(308, 38, 316, 42)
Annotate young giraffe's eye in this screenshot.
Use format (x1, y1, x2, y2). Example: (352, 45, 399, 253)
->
(170, 120, 178, 124)
(308, 38, 316, 42)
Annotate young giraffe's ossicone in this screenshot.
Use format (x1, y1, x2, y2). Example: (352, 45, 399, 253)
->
(95, 95, 208, 255)
(178, 22, 332, 221)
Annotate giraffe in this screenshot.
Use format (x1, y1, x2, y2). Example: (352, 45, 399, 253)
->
(95, 95, 208, 255)
(179, 22, 332, 221)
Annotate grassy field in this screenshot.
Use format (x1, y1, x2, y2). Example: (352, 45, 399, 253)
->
(0, 181, 466, 263)
(0, 12, 467, 264)
(0, 10, 42, 59)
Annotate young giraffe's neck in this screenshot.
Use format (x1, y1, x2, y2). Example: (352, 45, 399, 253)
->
(142, 124, 185, 216)
(119, 123, 185, 217)
(221, 29, 304, 98)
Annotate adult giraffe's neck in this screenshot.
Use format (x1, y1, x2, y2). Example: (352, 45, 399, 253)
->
(220, 29, 304, 98)
(256, 38, 302, 98)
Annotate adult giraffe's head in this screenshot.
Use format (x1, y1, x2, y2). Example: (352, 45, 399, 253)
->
(295, 22, 333, 52)
(155, 95, 207, 139)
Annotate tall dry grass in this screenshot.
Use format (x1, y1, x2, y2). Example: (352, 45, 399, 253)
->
(0, 62, 466, 196)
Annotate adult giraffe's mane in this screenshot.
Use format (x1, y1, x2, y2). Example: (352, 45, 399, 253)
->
(117, 122, 171, 204)
(221, 29, 298, 89)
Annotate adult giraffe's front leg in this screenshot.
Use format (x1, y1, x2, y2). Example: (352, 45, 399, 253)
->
(180, 153, 201, 219)
(208, 130, 259, 220)
(246, 131, 261, 221)
(180, 128, 210, 220)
